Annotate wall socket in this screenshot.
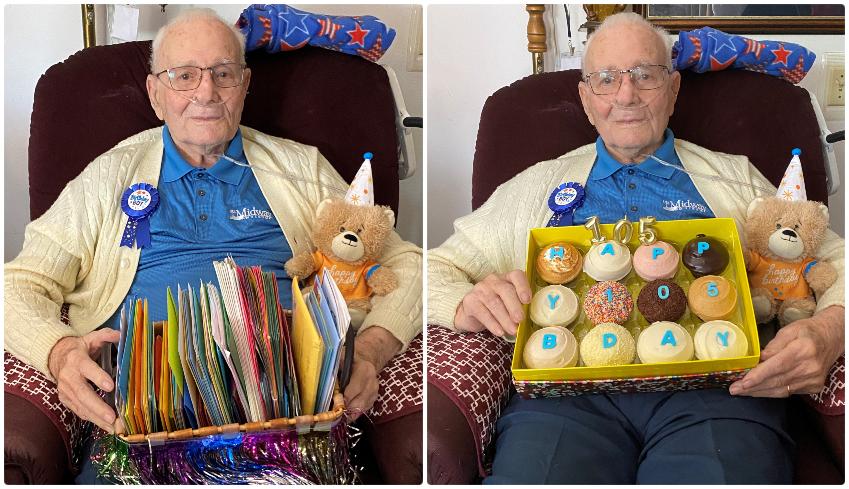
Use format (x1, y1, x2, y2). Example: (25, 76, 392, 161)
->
(826, 63, 845, 106)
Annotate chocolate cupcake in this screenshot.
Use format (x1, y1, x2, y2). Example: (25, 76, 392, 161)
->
(637, 279, 687, 323)
(682, 235, 729, 278)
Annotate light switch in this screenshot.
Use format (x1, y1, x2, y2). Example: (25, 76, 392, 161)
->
(827, 65, 845, 106)
(824, 53, 845, 107)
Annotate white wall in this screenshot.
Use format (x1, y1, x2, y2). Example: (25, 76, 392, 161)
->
(427, 4, 530, 248)
(427, 5, 846, 248)
(4, 4, 422, 262)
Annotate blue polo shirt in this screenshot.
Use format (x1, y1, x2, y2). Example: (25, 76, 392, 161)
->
(104, 126, 293, 329)
(572, 129, 714, 224)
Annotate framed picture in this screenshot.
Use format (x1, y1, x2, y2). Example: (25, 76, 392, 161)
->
(634, 4, 844, 34)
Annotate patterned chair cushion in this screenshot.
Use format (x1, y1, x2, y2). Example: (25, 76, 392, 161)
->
(372, 333, 424, 424)
(4, 351, 88, 472)
(426, 325, 513, 475)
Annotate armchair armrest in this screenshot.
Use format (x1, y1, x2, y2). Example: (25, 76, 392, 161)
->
(366, 333, 424, 483)
(4, 351, 88, 483)
(426, 325, 513, 482)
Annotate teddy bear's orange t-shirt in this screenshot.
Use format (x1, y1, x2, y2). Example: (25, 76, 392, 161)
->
(748, 250, 818, 300)
(312, 251, 381, 300)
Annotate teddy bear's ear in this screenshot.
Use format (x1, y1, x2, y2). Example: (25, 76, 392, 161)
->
(746, 197, 765, 219)
(316, 198, 334, 218)
(383, 207, 396, 228)
(818, 203, 829, 221)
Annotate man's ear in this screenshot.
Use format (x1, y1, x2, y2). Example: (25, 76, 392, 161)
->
(242, 67, 252, 95)
(146, 74, 165, 121)
(667, 70, 682, 116)
(577, 80, 596, 126)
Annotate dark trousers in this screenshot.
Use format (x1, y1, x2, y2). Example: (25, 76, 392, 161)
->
(485, 389, 794, 484)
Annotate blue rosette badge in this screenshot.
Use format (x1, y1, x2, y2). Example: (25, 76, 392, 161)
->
(120, 183, 160, 248)
(547, 182, 585, 227)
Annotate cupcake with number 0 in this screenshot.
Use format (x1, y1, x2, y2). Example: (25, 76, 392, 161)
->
(583, 280, 633, 325)
(523, 326, 579, 369)
(637, 279, 687, 323)
(687, 275, 737, 321)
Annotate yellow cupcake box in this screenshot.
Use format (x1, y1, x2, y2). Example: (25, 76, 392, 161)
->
(512, 218, 760, 397)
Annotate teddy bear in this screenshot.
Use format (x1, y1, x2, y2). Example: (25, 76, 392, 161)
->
(285, 154, 398, 327)
(744, 193, 837, 326)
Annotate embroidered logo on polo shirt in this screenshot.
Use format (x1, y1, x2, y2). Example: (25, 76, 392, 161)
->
(662, 199, 708, 213)
(229, 207, 273, 221)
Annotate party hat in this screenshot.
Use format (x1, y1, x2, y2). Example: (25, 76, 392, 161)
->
(344, 152, 375, 206)
(776, 148, 807, 201)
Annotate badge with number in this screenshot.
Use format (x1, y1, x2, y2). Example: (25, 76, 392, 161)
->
(120, 183, 160, 248)
(547, 182, 585, 227)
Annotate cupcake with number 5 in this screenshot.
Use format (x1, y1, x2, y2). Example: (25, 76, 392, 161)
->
(687, 275, 737, 321)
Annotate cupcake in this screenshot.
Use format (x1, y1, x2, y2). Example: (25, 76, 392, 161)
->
(633, 240, 680, 281)
(530, 285, 580, 328)
(583, 281, 633, 325)
(536, 242, 583, 284)
(688, 275, 738, 321)
(636, 321, 694, 364)
(583, 241, 632, 282)
(682, 235, 729, 278)
(523, 326, 579, 369)
(580, 323, 636, 366)
(637, 279, 687, 323)
(694, 320, 749, 360)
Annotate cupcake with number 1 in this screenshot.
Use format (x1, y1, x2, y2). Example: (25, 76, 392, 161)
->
(583, 280, 633, 325)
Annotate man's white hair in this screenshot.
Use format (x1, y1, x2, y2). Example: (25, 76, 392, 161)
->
(581, 12, 673, 74)
(149, 8, 246, 73)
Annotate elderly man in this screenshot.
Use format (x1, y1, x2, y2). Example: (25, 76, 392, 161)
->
(5, 8, 421, 483)
(428, 13, 843, 484)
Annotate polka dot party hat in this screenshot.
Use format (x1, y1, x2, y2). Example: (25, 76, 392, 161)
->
(344, 152, 375, 206)
(776, 148, 807, 201)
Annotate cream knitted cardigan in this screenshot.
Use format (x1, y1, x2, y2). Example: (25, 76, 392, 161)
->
(428, 139, 844, 329)
(6, 126, 422, 379)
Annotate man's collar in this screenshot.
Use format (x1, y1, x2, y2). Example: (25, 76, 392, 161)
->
(590, 128, 678, 181)
(161, 125, 246, 185)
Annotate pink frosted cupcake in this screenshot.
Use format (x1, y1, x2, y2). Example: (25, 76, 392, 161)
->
(633, 240, 680, 281)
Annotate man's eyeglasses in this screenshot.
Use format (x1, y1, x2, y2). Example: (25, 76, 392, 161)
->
(155, 63, 246, 91)
(582, 64, 672, 95)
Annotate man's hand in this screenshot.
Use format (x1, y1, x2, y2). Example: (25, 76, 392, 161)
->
(47, 329, 121, 432)
(343, 326, 401, 421)
(730, 305, 844, 398)
(454, 270, 531, 337)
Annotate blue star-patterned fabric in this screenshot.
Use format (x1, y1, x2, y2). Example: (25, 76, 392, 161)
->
(672, 26, 815, 84)
(237, 4, 396, 62)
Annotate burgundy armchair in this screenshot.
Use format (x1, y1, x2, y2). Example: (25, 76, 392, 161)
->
(5, 41, 422, 484)
(427, 69, 843, 484)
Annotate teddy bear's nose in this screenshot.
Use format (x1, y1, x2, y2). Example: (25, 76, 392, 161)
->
(344, 233, 359, 243)
(782, 229, 797, 238)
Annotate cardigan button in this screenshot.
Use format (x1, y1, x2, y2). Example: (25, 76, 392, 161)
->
(120, 258, 129, 269)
